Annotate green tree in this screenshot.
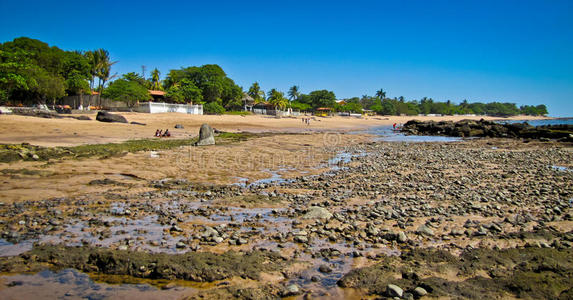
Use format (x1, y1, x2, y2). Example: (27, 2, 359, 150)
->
(290, 101, 311, 111)
(375, 88, 386, 100)
(308, 90, 336, 109)
(288, 85, 300, 101)
(102, 79, 150, 107)
(150, 68, 162, 90)
(267, 89, 288, 110)
(165, 79, 203, 104)
(164, 64, 242, 108)
(65, 70, 90, 107)
(203, 102, 225, 114)
(247, 82, 265, 103)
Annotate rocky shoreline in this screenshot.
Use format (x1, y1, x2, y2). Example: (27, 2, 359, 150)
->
(402, 119, 573, 141)
(0, 136, 572, 299)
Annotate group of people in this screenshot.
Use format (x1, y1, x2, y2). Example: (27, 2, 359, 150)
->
(154, 129, 171, 137)
(392, 123, 403, 130)
(302, 118, 311, 125)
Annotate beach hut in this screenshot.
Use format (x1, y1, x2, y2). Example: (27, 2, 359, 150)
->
(242, 93, 255, 111)
(362, 109, 376, 116)
(314, 107, 332, 117)
(149, 90, 167, 102)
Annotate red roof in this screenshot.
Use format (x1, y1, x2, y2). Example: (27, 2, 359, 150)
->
(149, 90, 166, 96)
(316, 107, 332, 111)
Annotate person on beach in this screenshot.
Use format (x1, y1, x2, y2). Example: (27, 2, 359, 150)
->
(393, 123, 397, 130)
(155, 129, 160, 137)
(163, 129, 170, 137)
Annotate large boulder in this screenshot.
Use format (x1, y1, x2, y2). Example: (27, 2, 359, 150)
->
(195, 124, 215, 146)
(302, 207, 333, 220)
(96, 111, 128, 123)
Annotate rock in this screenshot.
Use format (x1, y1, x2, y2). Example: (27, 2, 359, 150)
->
(318, 264, 333, 273)
(416, 225, 434, 236)
(170, 225, 184, 232)
(302, 207, 333, 220)
(398, 231, 408, 242)
(96, 111, 128, 123)
(213, 236, 224, 244)
(175, 241, 186, 249)
(202, 226, 219, 238)
(284, 284, 301, 296)
(294, 236, 308, 243)
(195, 124, 215, 146)
(175, 124, 184, 129)
(387, 284, 403, 297)
(413, 286, 428, 297)
(162, 282, 177, 290)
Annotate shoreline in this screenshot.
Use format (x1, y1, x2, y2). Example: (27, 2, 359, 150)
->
(0, 112, 554, 147)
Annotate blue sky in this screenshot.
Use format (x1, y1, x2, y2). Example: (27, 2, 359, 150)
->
(1, 0, 572, 116)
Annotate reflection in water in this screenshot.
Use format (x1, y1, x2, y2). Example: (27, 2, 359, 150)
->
(0, 269, 191, 300)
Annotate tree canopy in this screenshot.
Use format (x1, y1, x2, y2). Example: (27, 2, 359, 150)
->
(164, 64, 243, 109)
(102, 77, 150, 107)
(0, 37, 90, 105)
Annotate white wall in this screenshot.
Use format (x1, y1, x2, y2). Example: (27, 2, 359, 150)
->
(135, 102, 203, 115)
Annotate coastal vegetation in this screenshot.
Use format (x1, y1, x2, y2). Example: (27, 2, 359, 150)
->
(1, 37, 549, 116)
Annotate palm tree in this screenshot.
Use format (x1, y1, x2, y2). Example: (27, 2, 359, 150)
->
(288, 85, 300, 101)
(150, 68, 162, 90)
(95, 49, 117, 106)
(375, 88, 386, 100)
(85, 50, 100, 96)
(268, 89, 288, 111)
(247, 82, 265, 103)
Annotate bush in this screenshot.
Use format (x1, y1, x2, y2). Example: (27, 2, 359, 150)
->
(224, 111, 252, 116)
(203, 102, 226, 115)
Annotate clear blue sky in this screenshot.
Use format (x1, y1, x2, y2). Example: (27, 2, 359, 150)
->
(1, 0, 572, 116)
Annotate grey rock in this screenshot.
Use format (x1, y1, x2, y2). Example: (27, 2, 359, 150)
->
(318, 264, 333, 273)
(413, 286, 428, 297)
(398, 231, 408, 242)
(302, 207, 333, 220)
(195, 124, 215, 146)
(285, 284, 300, 296)
(387, 284, 403, 297)
(416, 225, 434, 236)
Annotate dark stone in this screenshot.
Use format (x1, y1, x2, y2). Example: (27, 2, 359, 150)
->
(96, 111, 128, 123)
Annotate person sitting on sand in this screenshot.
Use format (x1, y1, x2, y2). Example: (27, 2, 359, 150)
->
(155, 129, 160, 137)
(157, 129, 163, 137)
(163, 129, 170, 137)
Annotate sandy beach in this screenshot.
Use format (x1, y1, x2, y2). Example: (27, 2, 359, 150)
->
(0, 112, 550, 147)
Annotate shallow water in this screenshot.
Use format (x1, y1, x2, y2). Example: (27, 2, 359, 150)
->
(496, 118, 573, 127)
(0, 269, 192, 300)
(359, 125, 464, 142)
